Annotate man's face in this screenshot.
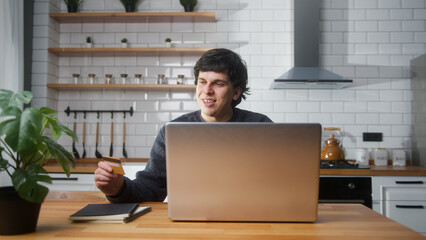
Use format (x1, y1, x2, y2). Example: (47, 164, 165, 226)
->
(196, 71, 242, 122)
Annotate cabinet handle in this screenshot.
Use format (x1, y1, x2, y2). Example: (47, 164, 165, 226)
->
(395, 181, 424, 184)
(395, 205, 424, 209)
(51, 177, 78, 181)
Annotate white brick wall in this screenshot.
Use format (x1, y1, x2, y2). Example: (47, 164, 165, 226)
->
(32, 0, 426, 161)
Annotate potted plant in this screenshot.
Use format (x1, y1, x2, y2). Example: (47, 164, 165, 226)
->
(0, 90, 76, 235)
(85, 35, 93, 48)
(179, 0, 197, 12)
(165, 37, 172, 48)
(119, 0, 140, 12)
(64, 0, 83, 13)
(121, 38, 128, 48)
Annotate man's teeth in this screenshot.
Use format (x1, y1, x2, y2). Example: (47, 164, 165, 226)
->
(203, 99, 215, 103)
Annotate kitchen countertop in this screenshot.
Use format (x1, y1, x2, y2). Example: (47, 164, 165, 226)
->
(45, 158, 426, 176)
(2, 201, 423, 240)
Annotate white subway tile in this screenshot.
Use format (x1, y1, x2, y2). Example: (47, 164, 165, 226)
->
(321, 102, 343, 112)
(356, 90, 380, 101)
(392, 102, 411, 113)
(367, 32, 390, 43)
(402, 0, 425, 8)
(366, 9, 390, 20)
(368, 102, 391, 113)
(414, 9, 426, 19)
(380, 113, 403, 124)
(354, 0, 378, 8)
(297, 102, 320, 112)
(355, 66, 379, 78)
(160, 101, 181, 111)
(402, 44, 426, 54)
(378, 0, 401, 8)
(334, 113, 357, 124)
(285, 113, 309, 123)
(355, 21, 378, 32)
(356, 113, 379, 124)
(378, 44, 402, 54)
(390, 9, 414, 20)
(308, 113, 333, 124)
(274, 101, 297, 112)
(217, 21, 240, 32)
(345, 9, 367, 20)
(321, 9, 344, 20)
(333, 90, 356, 101)
(344, 102, 368, 113)
(391, 32, 414, 43)
(355, 44, 378, 54)
(392, 125, 411, 137)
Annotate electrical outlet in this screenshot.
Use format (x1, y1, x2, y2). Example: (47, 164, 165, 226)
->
(363, 132, 382, 142)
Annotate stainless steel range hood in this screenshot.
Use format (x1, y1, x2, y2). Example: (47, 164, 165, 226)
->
(271, 0, 352, 89)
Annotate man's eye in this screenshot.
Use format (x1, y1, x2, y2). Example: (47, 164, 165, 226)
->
(215, 82, 225, 86)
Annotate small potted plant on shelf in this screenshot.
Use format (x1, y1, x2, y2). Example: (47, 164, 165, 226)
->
(119, 0, 140, 12)
(64, 0, 83, 13)
(165, 37, 172, 48)
(121, 38, 128, 48)
(0, 89, 76, 235)
(85, 35, 93, 48)
(179, 0, 197, 12)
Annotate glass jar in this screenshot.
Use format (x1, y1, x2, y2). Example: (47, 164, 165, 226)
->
(120, 74, 128, 84)
(134, 74, 142, 84)
(105, 74, 113, 84)
(72, 73, 80, 84)
(157, 74, 166, 84)
(374, 148, 388, 166)
(177, 74, 185, 85)
(88, 73, 96, 84)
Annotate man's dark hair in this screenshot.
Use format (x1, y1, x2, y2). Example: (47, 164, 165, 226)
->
(194, 48, 249, 108)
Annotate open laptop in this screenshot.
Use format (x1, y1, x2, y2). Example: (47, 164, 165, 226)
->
(165, 122, 321, 222)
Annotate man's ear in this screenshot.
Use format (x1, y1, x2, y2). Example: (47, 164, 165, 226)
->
(233, 87, 242, 100)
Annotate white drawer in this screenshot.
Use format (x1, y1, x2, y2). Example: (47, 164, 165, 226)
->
(44, 173, 97, 191)
(384, 186, 426, 201)
(385, 200, 426, 233)
(372, 176, 426, 200)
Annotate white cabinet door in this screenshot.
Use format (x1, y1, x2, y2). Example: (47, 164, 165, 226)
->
(385, 200, 426, 234)
(372, 176, 426, 235)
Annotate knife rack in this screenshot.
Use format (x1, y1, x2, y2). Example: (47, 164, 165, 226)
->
(64, 106, 134, 119)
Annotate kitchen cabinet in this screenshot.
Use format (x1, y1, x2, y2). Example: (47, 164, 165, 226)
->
(372, 176, 426, 236)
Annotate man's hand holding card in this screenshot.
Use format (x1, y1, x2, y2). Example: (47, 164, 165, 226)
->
(102, 156, 125, 175)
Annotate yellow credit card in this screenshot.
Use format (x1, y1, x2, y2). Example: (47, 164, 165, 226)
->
(102, 156, 125, 175)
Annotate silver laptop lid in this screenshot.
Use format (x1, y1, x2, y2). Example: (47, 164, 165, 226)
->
(166, 123, 321, 222)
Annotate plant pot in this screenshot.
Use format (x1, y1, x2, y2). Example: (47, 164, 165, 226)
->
(67, 5, 78, 13)
(165, 42, 172, 48)
(0, 187, 42, 235)
(121, 43, 128, 48)
(183, 4, 195, 12)
(86, 43, 93, 48)
(125, 4, 136, 12)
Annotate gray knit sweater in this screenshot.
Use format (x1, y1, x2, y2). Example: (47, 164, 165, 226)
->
(108, 108, 272, 203)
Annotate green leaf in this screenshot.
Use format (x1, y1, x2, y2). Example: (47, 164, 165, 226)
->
(0, 107, 22, 151)
(0, 89, 13, 109)
(40, 107, 57, 115)
(17, 107, 43, 153)
(0, 90, 32, 109)
(11, 165, 51, 203)
(43, 136, 75, 177)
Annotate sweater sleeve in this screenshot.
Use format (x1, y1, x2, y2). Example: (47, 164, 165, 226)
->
(107, 126, 167, 203)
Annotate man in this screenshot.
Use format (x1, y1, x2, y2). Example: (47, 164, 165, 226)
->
(94, 48, 272, 203)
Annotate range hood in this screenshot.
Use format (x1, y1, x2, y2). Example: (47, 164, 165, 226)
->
(272, 0, 352, 89)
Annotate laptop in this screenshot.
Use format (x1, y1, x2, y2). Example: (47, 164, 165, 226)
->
(165, 122, 321, 222)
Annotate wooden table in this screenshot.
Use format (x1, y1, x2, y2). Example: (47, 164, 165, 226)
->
(2, 202, 424, 240)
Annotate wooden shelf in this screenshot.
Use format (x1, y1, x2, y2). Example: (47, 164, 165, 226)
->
(49, 12, 216, 23)
(48, 47, 212, 57)
(47, 83, 196, 90)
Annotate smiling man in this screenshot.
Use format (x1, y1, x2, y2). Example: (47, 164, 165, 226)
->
(94, 48, 272, 202)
